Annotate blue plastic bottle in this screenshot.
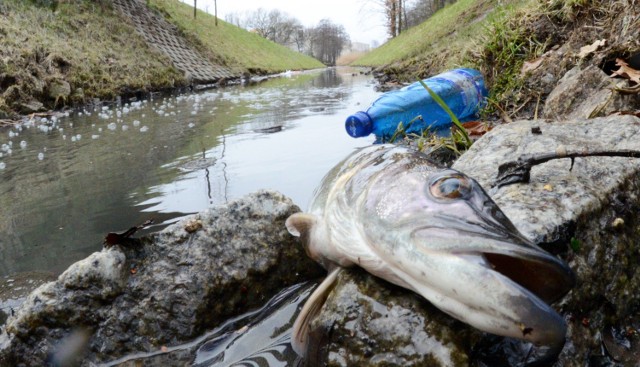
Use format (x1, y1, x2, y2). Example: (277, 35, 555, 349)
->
(345, 68, 488, 141)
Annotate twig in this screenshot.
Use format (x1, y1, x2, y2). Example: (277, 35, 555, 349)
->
(495, 149, 640, 188)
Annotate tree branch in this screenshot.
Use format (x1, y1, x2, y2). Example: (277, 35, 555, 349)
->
(495, 149, 640, 188)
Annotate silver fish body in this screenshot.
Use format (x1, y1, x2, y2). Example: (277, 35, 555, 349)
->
(286, 144, 575, 359)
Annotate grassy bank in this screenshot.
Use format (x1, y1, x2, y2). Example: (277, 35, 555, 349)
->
(148, 0, 324, 74)
(0, 0, 185, 117)
(353, 0, 639, 119)
(0, 0, 323, 119)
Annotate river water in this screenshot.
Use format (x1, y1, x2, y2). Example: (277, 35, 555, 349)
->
(0, 67, 378, 278)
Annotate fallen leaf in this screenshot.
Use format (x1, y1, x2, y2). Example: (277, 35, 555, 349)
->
(161, 345, 168, 353)
(543, 184, 553, 192)
(521, 57, 544, 75)
(611, 58, 640, 84)
(578, 39, 606, 58)
(461, 121, 492, 137)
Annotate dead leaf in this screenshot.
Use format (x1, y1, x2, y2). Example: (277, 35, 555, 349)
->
(611, 58, 640, 84)
(521, 57, 544, 75)
(461, 121, 492, 137)
(578, 39, 606, 58)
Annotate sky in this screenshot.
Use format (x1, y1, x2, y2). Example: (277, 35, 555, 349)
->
(186, 0, 389, 47)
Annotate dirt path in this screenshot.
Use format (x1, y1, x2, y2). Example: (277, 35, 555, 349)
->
(112, 0, 236, 84)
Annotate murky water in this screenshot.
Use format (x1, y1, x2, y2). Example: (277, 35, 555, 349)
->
(0, 67, 378, 278)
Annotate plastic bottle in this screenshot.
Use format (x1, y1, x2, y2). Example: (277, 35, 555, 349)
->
(345, 68, 488, 141)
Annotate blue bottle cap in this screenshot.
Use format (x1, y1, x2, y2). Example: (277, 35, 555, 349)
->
(345, 111, 373, 138)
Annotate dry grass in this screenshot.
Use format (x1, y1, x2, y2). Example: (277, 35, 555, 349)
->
(0, 0, 185, 116)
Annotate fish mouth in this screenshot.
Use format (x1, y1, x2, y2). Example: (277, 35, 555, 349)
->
(413, 221, 575, 305)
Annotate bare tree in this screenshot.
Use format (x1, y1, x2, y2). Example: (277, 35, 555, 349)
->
(371, 0, 457, 37)
(308, 19, 350, 65)
(243, 8, 303, 47)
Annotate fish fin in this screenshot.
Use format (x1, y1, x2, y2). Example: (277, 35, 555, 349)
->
(285, 213, 317, 237)
(291, 267, 341, 357)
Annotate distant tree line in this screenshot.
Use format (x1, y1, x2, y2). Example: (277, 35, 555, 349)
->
(377, 0, 458, 38)
(225, 9, 350, 66)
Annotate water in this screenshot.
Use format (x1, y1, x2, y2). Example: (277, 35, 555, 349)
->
(104, 282, 314, 366)
(0, 67, 378, 277)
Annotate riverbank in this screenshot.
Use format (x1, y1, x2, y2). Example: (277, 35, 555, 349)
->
(0, 0, 323, 121)
(354, 0, 639, 120)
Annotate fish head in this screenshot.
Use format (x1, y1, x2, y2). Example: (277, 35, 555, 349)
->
(366, 164, 575, 353)
(402, 167, 575, 304)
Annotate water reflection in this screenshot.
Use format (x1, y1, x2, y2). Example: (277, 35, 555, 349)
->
(0, 67, 378, 277)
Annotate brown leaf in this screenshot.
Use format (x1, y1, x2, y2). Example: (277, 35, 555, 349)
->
(611, 58, 640, 84)
(578, 39, 606, 58)
(521, 57, 544, 75)
(461, 121, 492, 137)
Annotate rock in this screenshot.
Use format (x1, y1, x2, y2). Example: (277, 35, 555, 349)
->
(0, 190, 323, 366)
(453, 115, 640, 365)
(19, 100, 44, 113)
(307, 268, 476, 367)
(543, 65, 638, 120)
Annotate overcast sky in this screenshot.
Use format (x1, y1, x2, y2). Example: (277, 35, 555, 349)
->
(185, 0, 389, 46)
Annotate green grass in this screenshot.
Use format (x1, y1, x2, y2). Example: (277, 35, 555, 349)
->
(352, 0, 535, 78)
(353, 0, 497, 69)
(148, 0, 324, 73)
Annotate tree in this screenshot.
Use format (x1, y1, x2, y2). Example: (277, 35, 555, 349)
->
(307, 19, 350, 66)
(371, 0, 458, 38)
(240, 8, 303, 48)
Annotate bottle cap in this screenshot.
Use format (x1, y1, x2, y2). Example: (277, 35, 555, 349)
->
(345, 111, 373, 138)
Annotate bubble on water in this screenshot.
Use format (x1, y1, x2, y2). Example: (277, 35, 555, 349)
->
(8, 131, 15, 138)
(76, 134, 81, 140)
(62, 135, 67, 140)
(140, 126, 149, 133)
(71, 136, 77, 142)
(91, 135, 100, 140)
(98, 128, 103, 132)
(188, 123, 195, 128)
(37, 152, 44, 160)
(107, 123, 117, 131)
(0, 162, 5, 170)
(132, 120, 140, 127)
(20, 141, 27, 148)
(121, 125, 129, 131)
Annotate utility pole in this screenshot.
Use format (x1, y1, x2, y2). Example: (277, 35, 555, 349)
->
(193, 0, 197, 19)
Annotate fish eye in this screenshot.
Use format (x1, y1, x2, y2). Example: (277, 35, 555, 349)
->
(430, 174, 472, 200)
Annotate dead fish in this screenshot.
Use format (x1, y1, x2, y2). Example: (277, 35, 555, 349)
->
(286, 144, 575, 362)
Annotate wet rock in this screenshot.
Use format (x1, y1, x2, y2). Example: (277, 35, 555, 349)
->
(307, 268, 476, 367)
(543, 65, 638, 120)
(19, 100, 44, 113)
(0, 190, 323, 366)
(453, 115, 640, 365)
